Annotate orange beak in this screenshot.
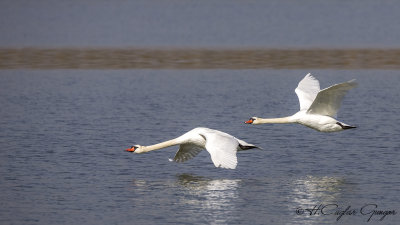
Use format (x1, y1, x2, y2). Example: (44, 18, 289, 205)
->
(245, 119, 253, 124)
(126, 146, 135, 152)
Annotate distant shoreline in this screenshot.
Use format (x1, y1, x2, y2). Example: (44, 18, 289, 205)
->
(1, 48, 400, 69)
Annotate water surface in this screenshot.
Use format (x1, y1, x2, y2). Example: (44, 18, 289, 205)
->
(0, 70, 399, 224)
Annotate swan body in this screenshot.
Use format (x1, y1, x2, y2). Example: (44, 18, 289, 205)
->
(126, 127, 259, 169)
(246, 73, 357, 132)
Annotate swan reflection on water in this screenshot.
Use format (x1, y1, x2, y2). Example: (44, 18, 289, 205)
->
(176, 174, 241, 224)
(292, 176, 347, 205)
(289, 176, 356, 223)
(130, 174, 241, 224)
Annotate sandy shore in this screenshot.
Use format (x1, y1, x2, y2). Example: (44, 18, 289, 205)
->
(1, 48, 400, 69)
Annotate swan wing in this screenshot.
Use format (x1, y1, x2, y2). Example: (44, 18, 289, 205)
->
(173, 144, 203, 163)
(307, 79, 357, 117)
(202, 130, 238, 169)
(295, 73, 321, 111)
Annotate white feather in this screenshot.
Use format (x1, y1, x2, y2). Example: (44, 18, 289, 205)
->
(247, 73, 357, 132)
(295, 73, 321, 111)
(130, 127, 259, 169)
(200, 129, 239, 169)
(307, 79, 357, 117)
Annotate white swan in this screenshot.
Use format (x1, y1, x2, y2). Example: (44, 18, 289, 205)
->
(245, 73, 357, 132)
(126, 127, 259, 169)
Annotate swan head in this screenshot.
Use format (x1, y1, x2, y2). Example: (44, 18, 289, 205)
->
(126, 145, 142, 153)
(245, 117, 260, 124)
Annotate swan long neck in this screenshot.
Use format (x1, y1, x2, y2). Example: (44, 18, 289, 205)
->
(141, 138, 179, 153)
(257, 116, 293, 124)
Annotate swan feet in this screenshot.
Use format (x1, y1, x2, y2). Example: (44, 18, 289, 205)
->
(336, 122, 356, 130)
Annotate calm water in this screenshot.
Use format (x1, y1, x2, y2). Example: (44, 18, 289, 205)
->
(0, 70, 399, 224)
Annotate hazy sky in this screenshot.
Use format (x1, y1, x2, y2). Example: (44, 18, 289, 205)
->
(1, 0, 400, 48)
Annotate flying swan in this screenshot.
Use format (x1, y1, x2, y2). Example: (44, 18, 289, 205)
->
(126, 127, 259, 169)
(245, 73, 357, 132)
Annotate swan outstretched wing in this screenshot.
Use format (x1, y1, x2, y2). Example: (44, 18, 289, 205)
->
(173, 144, 203, 163)
(202, 131, 238, 169)
(295, 73, 321, 111)
(307, 79, 357, 117)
